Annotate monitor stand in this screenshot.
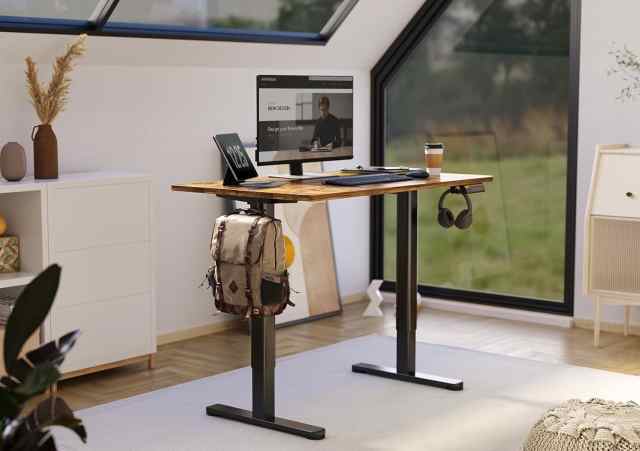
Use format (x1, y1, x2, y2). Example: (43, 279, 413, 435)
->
(289, 162, 303, 176)
(266, 162, 331, 181)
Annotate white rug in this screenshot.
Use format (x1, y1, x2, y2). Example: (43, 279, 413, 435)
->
(56, 335, 640, 451)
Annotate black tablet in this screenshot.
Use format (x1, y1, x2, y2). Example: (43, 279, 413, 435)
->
(214, 133, 259, 183)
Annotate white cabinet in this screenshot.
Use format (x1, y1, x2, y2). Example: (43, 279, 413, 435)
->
(0, 172, 155, 377)
(52, 294, 153, 373)
(48, 181, 150, 252)
(585, 145, 640, 346)
(590, 152, 640, 218)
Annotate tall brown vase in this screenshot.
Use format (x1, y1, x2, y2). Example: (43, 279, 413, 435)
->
(32, 124, 58, 179)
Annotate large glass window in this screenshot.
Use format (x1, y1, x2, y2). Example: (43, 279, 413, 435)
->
(380, 0, 573, 305)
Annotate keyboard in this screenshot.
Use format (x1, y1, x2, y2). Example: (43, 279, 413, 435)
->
(323, 173, 412, 186)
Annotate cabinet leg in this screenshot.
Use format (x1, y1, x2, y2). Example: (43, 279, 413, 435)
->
(148, 354, 155, 370)
(594, 297, 601, 347)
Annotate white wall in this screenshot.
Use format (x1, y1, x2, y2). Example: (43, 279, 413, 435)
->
(0, 0, 425, 336)
(0, 63, 370, 336)
(576, 0, 640, 323)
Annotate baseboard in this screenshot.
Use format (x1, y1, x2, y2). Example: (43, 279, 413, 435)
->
(61, 354, 153, 381)
(157, 317, 243, 346)
(381, 292, 574, 328)
(574, 318, 640, 336)
(157, 294, 365, 346)
(342, 292, 367, 305)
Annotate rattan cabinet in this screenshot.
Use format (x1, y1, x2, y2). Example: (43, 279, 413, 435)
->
(585, 145, 640, 346)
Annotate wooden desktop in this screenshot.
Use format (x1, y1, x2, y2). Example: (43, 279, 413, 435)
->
(172, 172, 491, 201)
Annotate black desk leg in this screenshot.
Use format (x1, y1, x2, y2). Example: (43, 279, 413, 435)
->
(353, 191, 463, 391)
(206, 306, 326, 440)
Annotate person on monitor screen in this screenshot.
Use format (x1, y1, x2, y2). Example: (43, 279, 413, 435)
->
(312, 96, 341, 149)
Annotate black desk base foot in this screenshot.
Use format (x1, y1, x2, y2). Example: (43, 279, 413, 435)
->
(352, 363, 464, 391)
(206, 404, 326, 440)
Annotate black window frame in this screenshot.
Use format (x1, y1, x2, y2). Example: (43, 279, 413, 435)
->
(0, 0, 359, 46)
(370, 0, 581, 316)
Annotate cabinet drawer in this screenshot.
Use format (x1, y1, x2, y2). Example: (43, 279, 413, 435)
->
(54, 242, 151, 307)
(49, 182, 150, 253)
(592, 153, 640, 217)
(52, 294, 154, 374)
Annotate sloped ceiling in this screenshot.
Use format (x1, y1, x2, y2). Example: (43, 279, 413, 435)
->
(0, 0, 425, 69)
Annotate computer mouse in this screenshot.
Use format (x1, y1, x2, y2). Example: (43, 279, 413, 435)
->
(406, 169, 430, 179)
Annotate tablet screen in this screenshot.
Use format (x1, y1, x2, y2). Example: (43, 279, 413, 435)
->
(214, 133, 258, 182)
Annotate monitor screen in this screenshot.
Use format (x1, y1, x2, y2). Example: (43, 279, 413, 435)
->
(256, 75, 354, 166)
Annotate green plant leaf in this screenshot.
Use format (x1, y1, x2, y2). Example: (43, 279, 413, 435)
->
(13, 363, 60, 398)
(3, 359, 31, 386)
(27, 397, 87, 444)
(7, 427, 56, 451)
(25, 330, 80, 369)
(8, 397, 85, 451)
(4, 265, 61, 376)
(0, 386, 20, 419)
(36, 434, 57, 451)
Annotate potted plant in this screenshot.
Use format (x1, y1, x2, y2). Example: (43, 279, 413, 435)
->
(0, 265, 86, 450)
(25, 35, 87, 179)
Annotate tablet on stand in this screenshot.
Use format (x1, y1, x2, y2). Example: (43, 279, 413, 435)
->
(214, 133, 284, 188)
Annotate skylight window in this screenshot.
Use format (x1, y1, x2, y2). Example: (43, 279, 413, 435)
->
(0, 0, 359, 45)
(0, 0, 100, 20)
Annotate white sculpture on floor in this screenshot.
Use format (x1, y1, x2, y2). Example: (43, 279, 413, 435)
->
(363, 279, 423, 317)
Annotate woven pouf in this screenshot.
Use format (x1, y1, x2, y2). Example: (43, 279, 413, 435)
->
(524, 399, 640, 451)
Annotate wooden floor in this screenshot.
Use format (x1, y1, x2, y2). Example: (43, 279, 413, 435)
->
(59, 301, 640, 410)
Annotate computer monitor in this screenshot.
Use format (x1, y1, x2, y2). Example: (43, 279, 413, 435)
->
(256, 75, 354, 175)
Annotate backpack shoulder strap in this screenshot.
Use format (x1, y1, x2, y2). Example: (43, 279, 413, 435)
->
(244, 216, 262, 312)
(269, 218, 279, 272)
(213, 216, 227, 262)
(212, 216, 227, 299)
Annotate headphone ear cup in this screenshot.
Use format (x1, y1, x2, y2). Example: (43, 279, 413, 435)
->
(438, 208, 455, 228)
(455, 209, 473, 230)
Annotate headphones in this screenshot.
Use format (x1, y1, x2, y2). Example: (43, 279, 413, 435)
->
(438, 187, 473, 230)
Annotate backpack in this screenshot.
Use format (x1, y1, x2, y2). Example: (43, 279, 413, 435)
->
(207, 211, 292, 317)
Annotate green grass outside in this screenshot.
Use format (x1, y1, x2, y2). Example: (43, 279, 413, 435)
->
(383, 154, 567, 301)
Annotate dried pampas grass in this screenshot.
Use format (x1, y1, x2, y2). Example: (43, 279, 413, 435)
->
(25, 34, 87, 124)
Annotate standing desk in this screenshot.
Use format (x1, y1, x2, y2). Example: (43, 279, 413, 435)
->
(172, 172, 493, 440)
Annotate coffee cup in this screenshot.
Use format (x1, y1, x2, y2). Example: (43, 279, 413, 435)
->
(424, 143, 444, 177)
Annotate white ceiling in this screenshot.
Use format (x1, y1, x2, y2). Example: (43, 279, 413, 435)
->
(0, 0, 426, 69)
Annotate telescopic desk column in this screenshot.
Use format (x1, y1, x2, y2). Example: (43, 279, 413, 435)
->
(352, 191, 463, 390)
(205, 201, 325, 440)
